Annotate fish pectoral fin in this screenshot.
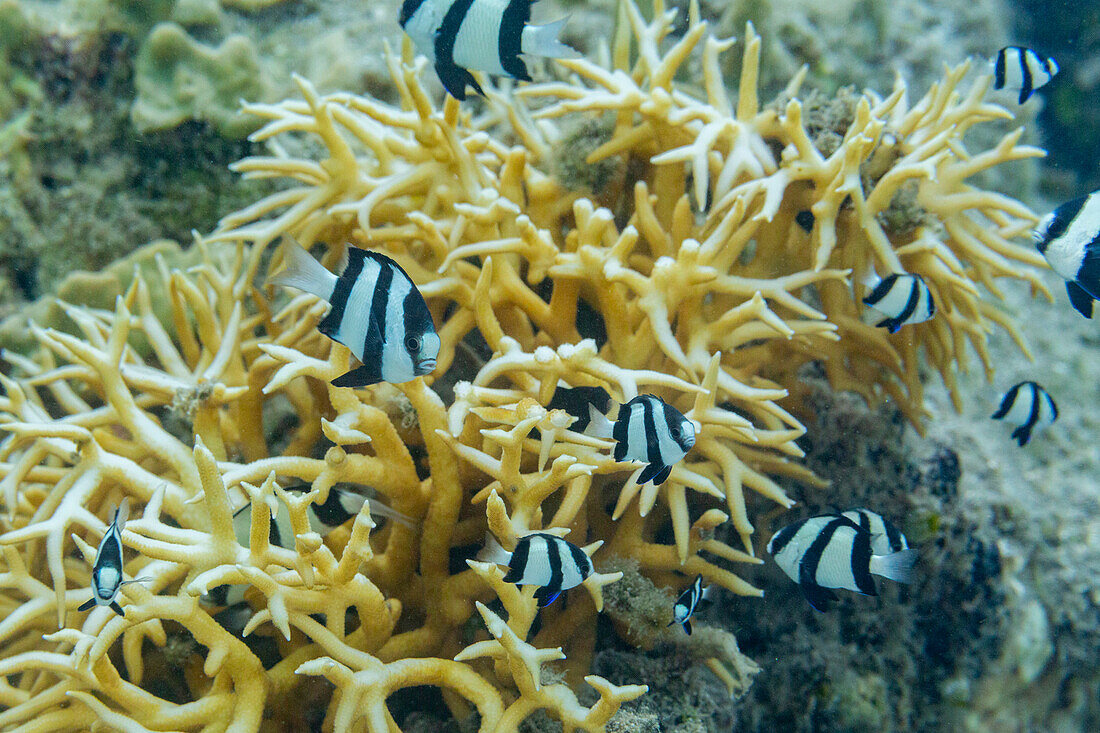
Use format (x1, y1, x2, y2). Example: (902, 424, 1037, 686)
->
(534, 587, 562, 607)
(77, 597, 96, 612)
(434, 62, 483, 100)
(331, 365, 383, 388)
(1066, 281, 1095, 319)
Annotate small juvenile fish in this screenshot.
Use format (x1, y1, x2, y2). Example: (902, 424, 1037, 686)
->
(992, 46, 1058, 104)
(586, 394, 697, 486)
(992, 381, 1058, 446)
(480, 532, 593, 607)
(840, 508, 910, 556)
(1033, 191, 1100, 319)
(271, 240, 440, 387)
(399, 0, 580, 100)
(668, 574, 710, 635)
(767, 513, 917, 612)
(862, 272, 935, 334)
(78, 499, 142, 616)
(207, 488, 412, 607)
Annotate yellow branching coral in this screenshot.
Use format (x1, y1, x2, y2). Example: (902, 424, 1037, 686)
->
(0, 0, 1049, 730)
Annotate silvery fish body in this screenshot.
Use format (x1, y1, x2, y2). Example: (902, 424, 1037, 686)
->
(1033, 191, 1100, 318)
(485, 532, 593, 607)
(669, 574, 708, 635)
(271, 241, 440, 387)
(587, 394, 697, 486)
(862, 273, 935, 333)
(767, 513, 917, 612)
(992, 381, 1058, 447)
(992, 46, 1058, 104)
(78, 500, 132, 616)
(399, 0, 579, 100)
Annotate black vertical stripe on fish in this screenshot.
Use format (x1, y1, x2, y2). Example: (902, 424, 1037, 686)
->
(434, 0, 483, 100)
(1018, 51, 1034, 105)
(611, 403, 629, 462)
(890, 277, 923, 331)
(546, 535, 564, 593)
(365, 253, 393, 358)
(399, 0, 427, 26)
(863, 275, 897, 307)
(1036, 196, 1087, 254)
(503, 535, 531, 584)
(767, 518, 805, 557)
(798, 516, 850, 610)
(848, 525, 877, 596)
(642, 398, 663, 470)
(991, 382, 1021, 419)
(498, 0, 533, 81)
(883, 518, 905, 553)
(318, 248, 364, 340)
(566, 541, 590, 581)
(993, 49, 1006, 90)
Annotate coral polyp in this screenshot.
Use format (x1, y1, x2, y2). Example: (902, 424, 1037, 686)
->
(0, 0, 1048, 730)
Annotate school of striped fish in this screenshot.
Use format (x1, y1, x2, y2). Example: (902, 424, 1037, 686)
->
(79, 2, 1091, 632)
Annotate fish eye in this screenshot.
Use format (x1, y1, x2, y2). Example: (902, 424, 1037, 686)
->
(404, 335, 421, 353)
(670, 426, 681, 439)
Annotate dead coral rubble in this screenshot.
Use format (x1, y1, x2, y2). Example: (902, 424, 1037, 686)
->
(0, 0, 1046, 730)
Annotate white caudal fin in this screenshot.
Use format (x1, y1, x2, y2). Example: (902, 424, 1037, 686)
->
(269, 239, 339, 301)
(869, 548, 918, 584)
(520, 18, 581, 59)
(476, 533, 513, 565)
(114, 497, 131, 529)
(584, 402, 615, 440)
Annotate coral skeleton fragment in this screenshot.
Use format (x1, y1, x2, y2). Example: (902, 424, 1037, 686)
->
(0, 0, 1051, 730)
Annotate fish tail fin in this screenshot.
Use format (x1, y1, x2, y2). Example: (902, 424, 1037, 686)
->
(521, 18, 581, 59)
(476, 533, 512, 566)
(584, 402, 614, 439)
(869, 548, 918, 584)
(115, 497, 130, 528)
(270, 239, 338, 301)
(366, 499, 415, 529)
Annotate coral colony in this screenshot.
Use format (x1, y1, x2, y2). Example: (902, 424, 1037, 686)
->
(0, 1, 1058, 730)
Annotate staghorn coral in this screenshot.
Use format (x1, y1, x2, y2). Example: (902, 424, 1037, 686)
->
(0, 0, 1051, 730)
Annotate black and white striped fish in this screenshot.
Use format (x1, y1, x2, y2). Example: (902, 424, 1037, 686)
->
(79, 499, 143, 616)
(480, 532, 593, 606)
(271, 240, 440, 387)
(767, 513, 917, 612)
(1033, 191, 1100, 319)
(399, 0, 580, 100)
(992, 381, 1058, 447)
(205, 487, 412, 607)
(840, 508, 910, 556)
(668, 574, 710, 635)
(586, 394, 697, 486)
(992, 46, 1058, 105)
(861, 272, 935, 334)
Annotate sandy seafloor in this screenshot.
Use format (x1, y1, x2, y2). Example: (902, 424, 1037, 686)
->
(1, 0, 1098, 730)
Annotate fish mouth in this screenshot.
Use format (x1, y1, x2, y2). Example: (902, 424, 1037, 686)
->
(415, 359, 437, 375)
